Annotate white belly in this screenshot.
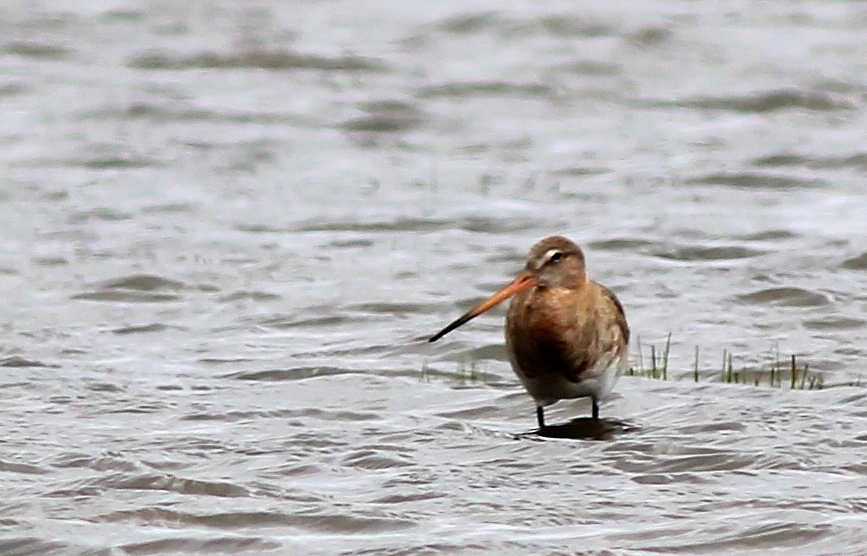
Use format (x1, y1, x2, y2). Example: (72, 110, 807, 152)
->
(513, 355, 625, 408)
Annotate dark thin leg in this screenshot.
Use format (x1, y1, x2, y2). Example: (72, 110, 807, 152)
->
(591, 398, 599, 420)
(536, 406, 545, 428)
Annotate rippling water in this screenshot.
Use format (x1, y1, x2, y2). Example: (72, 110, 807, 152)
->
(3, 1, 867, 554)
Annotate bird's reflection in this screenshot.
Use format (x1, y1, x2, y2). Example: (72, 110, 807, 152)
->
(519, 417, 638, 441)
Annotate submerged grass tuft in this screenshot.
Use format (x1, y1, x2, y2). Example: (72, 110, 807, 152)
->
(457, 359, 481, 385)
(627, 336, 830, 390)
(419, 359, 482, 385)
(630, 333, 671, 380)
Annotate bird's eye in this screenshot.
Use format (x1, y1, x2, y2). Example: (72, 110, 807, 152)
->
(550, 251, 562, 262)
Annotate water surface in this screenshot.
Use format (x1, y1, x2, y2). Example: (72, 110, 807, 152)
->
(2, 1, 867, 554)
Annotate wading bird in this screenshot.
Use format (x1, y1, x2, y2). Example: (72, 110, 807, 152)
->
(429, 236, 629, 428)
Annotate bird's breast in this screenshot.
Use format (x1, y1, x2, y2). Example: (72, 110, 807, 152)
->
(505, 283, 627, 384)
(505, 287, 586, 380)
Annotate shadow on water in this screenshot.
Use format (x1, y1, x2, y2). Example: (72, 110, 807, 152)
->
(522, 418, 639, 441)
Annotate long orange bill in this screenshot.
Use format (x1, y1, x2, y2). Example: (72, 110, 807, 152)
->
(429, 271, 536, 342)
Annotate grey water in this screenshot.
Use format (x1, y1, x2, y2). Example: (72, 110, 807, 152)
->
(2, 1, 867, 554)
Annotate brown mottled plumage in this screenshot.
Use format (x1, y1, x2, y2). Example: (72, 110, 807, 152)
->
(429, 236, 629, 428)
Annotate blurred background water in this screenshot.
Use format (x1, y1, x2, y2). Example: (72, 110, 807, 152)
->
(2, 1, 867, 554)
